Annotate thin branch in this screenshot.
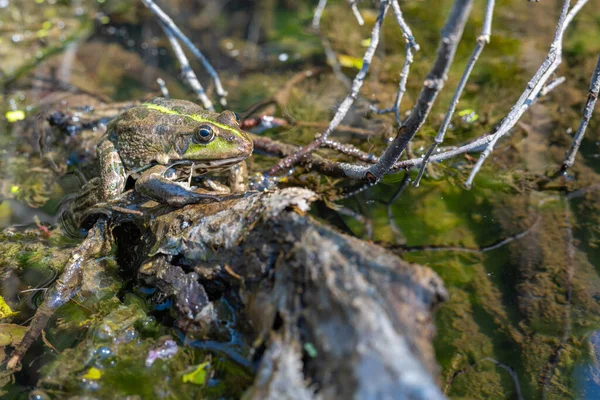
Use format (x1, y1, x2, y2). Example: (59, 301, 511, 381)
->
(253, 78, 564, 182)
(343, 0, 475, 182)
(539, 76, 566, 97)
(336, 181, 378, 199)
(336, 206, 373, 239)
(561, 53, 600, 172)
(323, 139, 379, 163)
(156, 77, 170, 98)
(398, 220, 537, 254)
(312, 0, 328, 30)
(414, 0, 495, 187)
(266, 0, 391, 176)
(390, 77, 566, 169)
(444, 358, 523, 400)
(311, 0, 351, 87)
(349, 0, 365, 26)
(371, 0, 419, 125)
(465, 0, 589, 188)
(140, 0, 228, 105)
(321, 35, 352, 87)
(158, 21, 214, 110)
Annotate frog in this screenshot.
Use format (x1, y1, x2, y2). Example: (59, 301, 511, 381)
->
(8, 98, 254, 368)
(96, 97, 253, 206)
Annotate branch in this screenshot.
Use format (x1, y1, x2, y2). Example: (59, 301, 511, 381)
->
(266, 0, 391, 176)
(414, 0, 495, 187)
(371, 0, 420, 125)
(349, 0, 365, 26)
(140, 0, 228, 105)
(465, 0, 589, 188)
(323, 139, 379, 163)
(331, 77, 566, 177)
(312, 0, 328, 30)
(561, 53, 600, 172)
(343, 0, 475, 182)
(158, 21, 214, 111)
(251, 77, 564, 182)
(311, 0, 351, 88)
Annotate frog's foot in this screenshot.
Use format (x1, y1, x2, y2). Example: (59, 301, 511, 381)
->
(228, 161, 249, 193)
(7, 219, 112, 370)
(136, 165, 222, 207)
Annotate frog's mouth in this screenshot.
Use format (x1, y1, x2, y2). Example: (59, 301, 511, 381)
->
(188, 156, 248, 169)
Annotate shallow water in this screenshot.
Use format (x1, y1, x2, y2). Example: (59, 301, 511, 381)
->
(1, 0, 600, 398)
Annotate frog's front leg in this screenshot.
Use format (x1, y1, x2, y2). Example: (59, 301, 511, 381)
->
(136, 164, 221, 206)
(228, 161, 248, 193)
(97, 138, 127, 202)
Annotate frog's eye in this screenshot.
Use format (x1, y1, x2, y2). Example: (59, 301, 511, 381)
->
(194, 125, 215, 144)
(234, 112, 241, 124)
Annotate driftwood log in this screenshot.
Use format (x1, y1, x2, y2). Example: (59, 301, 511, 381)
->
(96, 187, 448, 399)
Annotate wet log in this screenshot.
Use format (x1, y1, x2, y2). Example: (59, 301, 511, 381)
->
(112, 187, 448, 399)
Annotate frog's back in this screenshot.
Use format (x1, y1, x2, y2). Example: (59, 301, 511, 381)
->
(105, 98, 216, 169)
(144, 97, 208, 116)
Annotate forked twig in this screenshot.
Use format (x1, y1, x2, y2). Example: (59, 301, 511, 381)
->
(465, 0, 589, 188)
(371, 0, 420, 125)
(266, 0, 392, 175)
(342, 0, 475, 182)
(414, 0, 495, 187)
(140, 0, 228, 105)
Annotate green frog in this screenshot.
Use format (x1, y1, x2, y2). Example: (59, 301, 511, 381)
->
(60, 97, 253, 236)
(8, 98, 254, 368)
(96, 97, 253, 206)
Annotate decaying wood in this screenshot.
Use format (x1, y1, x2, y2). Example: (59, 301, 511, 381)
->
(102, 187, 449, 399)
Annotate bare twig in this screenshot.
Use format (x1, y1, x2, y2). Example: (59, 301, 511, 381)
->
(336, 181, 378, 199)
(321, 36, 352, 87)
(156, 77, 170, 98)
(539, 76, 566, 97)
(253, 77, 564, 181)
(389, 77, 566, 170)
(482, 358, 524, 400)
(297, 121, 377, 138)
(343, 0, 474, 182)
(349, 0, 365, 25)
(158, 21, 214, 110)
(41, 329, 59, 354)
(561, 54, 600, 172)
(398, 220, 537, 254)
(323, 139, 378, 163)
(414, 0, 495, 187)
(312, 0, 328, 30)
(336, 206, 373, 239)
(465, 0, 589, 188)
(311, 0, 351, 87)
(371, 0, 420, 125)
(140, 0, 228, 105)
(266, 0, 391, 175)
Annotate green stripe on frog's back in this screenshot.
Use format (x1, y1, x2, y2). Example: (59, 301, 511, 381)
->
(142, 103, 240, 135)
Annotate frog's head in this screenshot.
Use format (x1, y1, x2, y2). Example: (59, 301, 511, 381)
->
(167, 109, 254, 168)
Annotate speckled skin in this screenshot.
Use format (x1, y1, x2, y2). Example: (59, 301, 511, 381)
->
(96, 97, 253, 206)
